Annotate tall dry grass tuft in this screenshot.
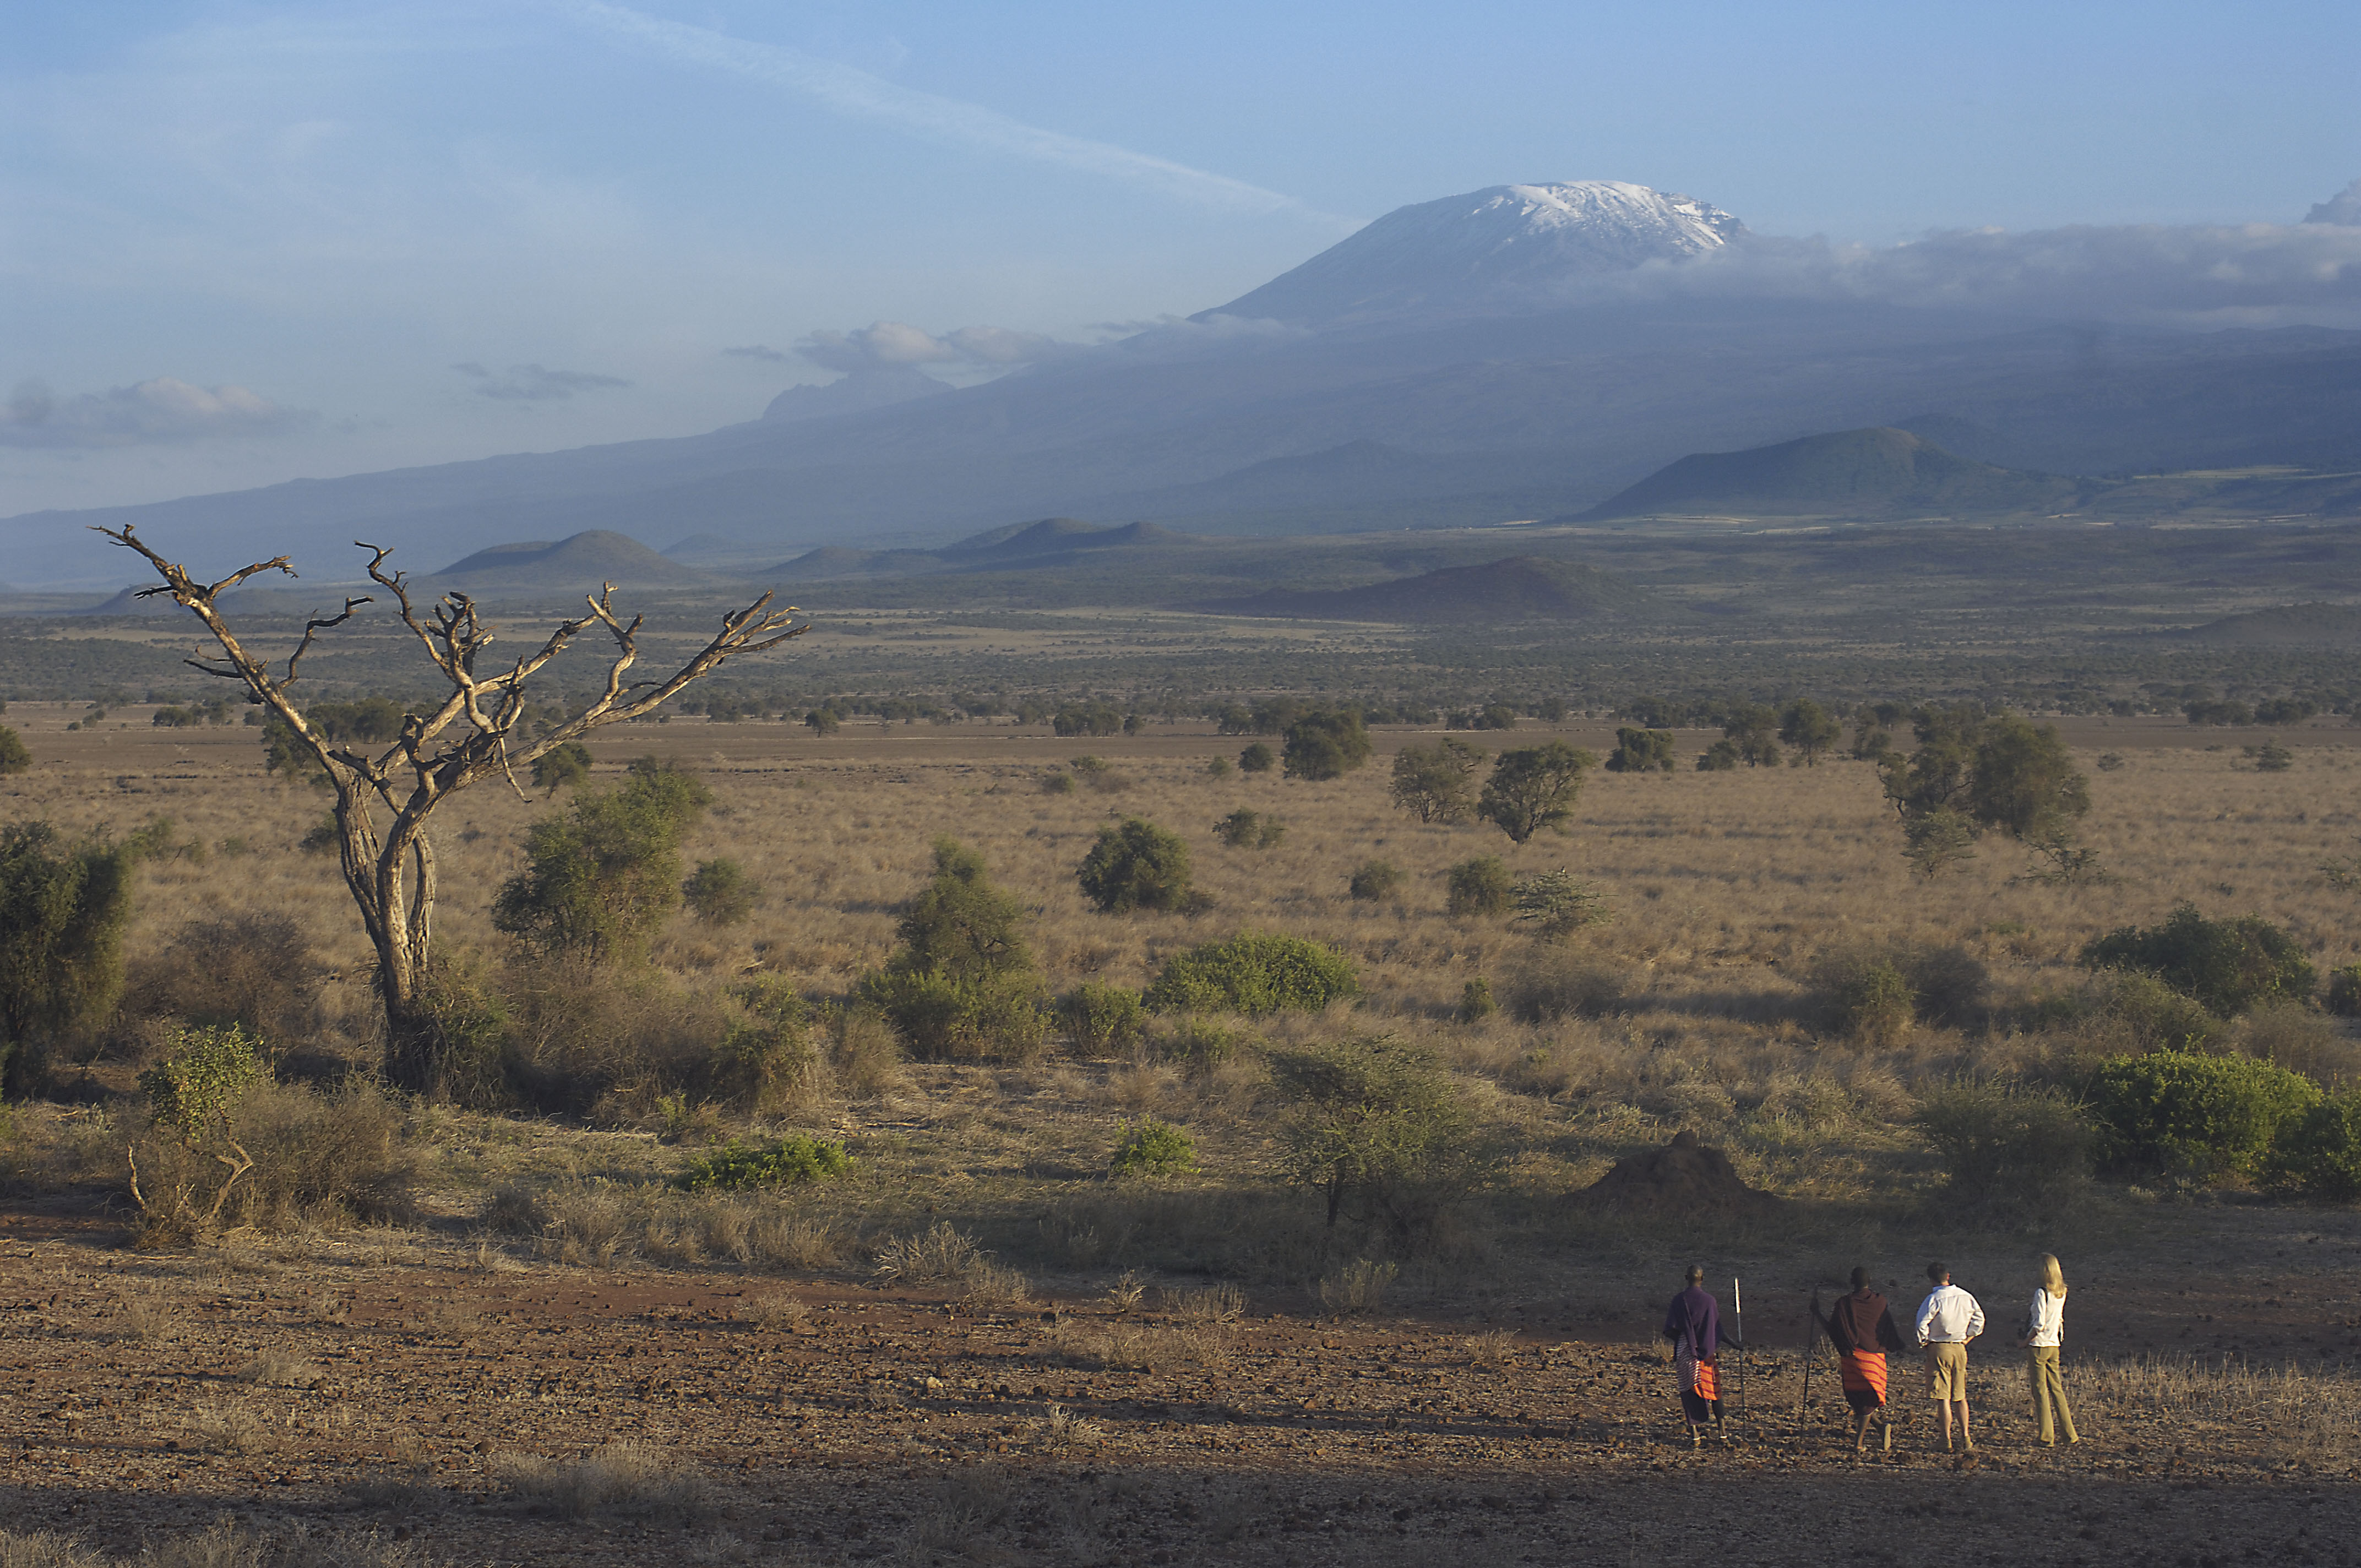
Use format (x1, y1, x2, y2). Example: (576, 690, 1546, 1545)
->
(489, 1441, 710, 1520)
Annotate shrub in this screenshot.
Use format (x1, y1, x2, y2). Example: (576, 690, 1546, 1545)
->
(1604, 727, 1677, 774)
(857, 967, 1049, 1064)
(829, 1005, 906, 1099)
(1902, 808, 1978, 878)
(529, 741, 593, 796)
(1510, 869, 1610, 940)
(1271, 1036, 1483, 1234)
(1109, 1117, 1197, 1178)
(1052, 701, 1124, 738)
(2077, 970, 2223, 1054)
(2080, 903, 2316, 1016)
(1041, 770, 1077, 794)
(1445, 856, 1512, 917)
(139, 1023, 265, 1139)
(496, 958, 731, 1116)
(803, 708, 840, 736)
(1145, 931, 1359, 1015)
(1825, 959, 1917, 1046)
(1502, 949, 1625, 1021)
(1056, 983, 1147, 1057)
(2329, 966, 2361, 1017)
(1154, 1016, 1255, 1070)
(709, 976, 818, 1111)
(1478, 743, 1597, 842)
(682, 858, 757, 925)
(1388, 739, 1485, 822)
(1695, 739, 1739, 771)
(1204, 755, 1233, 777)
(1914, 1081, 2090, 1218)
(492, 759, 714, 961)
(1076, 818, 1195, 913)
(1778, 700, 1842, 765)
(2085, 1049, 2321, 1184)
(298, 815, 339, 854)
(677, 1134, 851, 1191)
(1455, 978, 1497, 1023)
(1280, 710, 1373, 781)
(130, 1080, 417, 1237)
(2266, 1095, 2361, 1201)
(1237, 742, 1275, 774)
(0, 822, 134, 1096)
(1811, 943, 1987, 1042)
(0, 727, 28, 775)
(1213, 809, 1283, 849)
(122, 913, 320, 1045)
(1347, 860, 1405, 902)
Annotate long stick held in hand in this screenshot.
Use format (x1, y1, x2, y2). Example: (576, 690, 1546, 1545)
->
(1799, 1285, 1821, 1435)
(1733, 1277, 1747, 1422)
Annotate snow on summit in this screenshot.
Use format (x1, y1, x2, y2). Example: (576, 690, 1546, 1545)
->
(1207, 179, 1747, 324)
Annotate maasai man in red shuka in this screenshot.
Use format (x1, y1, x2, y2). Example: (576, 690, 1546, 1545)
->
(1822, 1266, 1907, 1452)
(1661, 1265, 1740, 1446)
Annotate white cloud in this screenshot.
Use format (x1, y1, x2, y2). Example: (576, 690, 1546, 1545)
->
(557, 1, 1339, 221)
(0, 377, 307, 448)
(451, 362, 632, 401)
(795, 320, 1074, 373)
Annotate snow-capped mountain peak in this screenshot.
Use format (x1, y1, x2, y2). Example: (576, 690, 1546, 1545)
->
(1206, 179, 1746, 325)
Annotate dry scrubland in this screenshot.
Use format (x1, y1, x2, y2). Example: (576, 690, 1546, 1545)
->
(7, 706, 2361, 1562)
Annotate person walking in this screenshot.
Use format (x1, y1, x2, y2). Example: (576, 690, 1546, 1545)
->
(1822, 1266, 1907, 1452)
(1662, 1265, 1740, 1446)
(1913, 1261, 1984, 1452)
(2019, 1253, 2080, 1447)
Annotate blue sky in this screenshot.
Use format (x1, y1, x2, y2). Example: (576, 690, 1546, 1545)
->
(3, 0, 2357, 515)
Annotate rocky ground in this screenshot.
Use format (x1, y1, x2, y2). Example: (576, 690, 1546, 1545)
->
(6, 1204, 2359, 1566)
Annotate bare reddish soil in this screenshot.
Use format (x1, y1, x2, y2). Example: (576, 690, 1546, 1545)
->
(6, 1207, 2358, 1566)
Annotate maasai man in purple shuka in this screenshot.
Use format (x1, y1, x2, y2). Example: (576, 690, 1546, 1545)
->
(1661, 1264, 1739, 1444)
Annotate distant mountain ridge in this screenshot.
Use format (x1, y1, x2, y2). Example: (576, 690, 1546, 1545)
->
(1200, 554, 1652, 624)
(769, 518, 1190, 580)
(431, 530, 716, 592)
(1579, 428, 2083, 520)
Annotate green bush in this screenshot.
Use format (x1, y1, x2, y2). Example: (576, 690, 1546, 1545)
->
(2085, 970, 2222, 1053)
(1347, 860, 1405, 901)
(709, 977, 818, 1111)
(1603, 727, 1676, 774)
(1455, 978, 1497, 1023)
(677, 1134, 852, 1191)
(1914, 1081, 2090, 1217)
(1204, 755, 1233, 778)
(1445, 856, 1511, 917)
(130, 1081, 417, 1237)
(1270, 1036, 1484, 1234)
(1479, 743, 1597, 842)
(2266, 1095, 2361, 1201)
(1109, 1117, 1197, 1178)
(1238, 742, 1275, 774)
(1502, 949, 1625, 1022)
(1076, 818, 1195, 913)
(2080, 903, 2315, 1016)
(1213, 809, 1284, 849)
(529, 741, 593, 796)
(1281, 710, 1373, 781)
(856, 967, 1048, 1064)
(681, 858, 755, 926)
(2085, 1049, 2321, 1184)
(0, 821, 134, 1097)
(1155, 1016, 1255, 1070)
(1145, 932, 1359, 1015)
(1056, 983, 1147, 1057)
(2325, 966, 2361, 1018)
(139, 1023, 266, 1140)
(0, 726, 29, 775)
(1695, 739, 1740, 772)
(1388, 739, 1485, 821)
(1510, 869, 1609, 940)
(492, 758, 713, 962)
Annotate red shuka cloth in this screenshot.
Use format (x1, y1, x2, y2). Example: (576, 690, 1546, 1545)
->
(1839, 1348, 1887, 1403)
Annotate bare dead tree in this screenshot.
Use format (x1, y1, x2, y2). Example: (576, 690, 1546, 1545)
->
(100, 526, 807, 1092)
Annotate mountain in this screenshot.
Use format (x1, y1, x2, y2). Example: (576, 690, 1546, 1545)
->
(12, 181, 2361, 587)
(1208, 182, 1745, 325)
(1200, 554, 1651, 623)
(1579, 428, 2083, 520)
(760, 366, 954, 423)
(429, 530, 717, 594)
(768, 518, 1188, 580)
(2170, 603, 2361, 647)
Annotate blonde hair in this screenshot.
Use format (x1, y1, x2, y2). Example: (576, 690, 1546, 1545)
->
(2038, 1253, 2067, 1298)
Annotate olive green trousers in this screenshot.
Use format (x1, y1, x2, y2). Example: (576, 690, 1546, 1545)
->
(2027, 1346, 2078, 1444)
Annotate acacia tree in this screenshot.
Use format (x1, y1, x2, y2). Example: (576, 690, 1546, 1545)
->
(102, 526, 807, 1092)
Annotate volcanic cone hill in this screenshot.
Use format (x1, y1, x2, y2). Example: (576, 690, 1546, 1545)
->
(1199, 554, 1651, 624)
(1579, 427, 2085, 520)
(2169, 602, 2361, 647)
(428, 530, 720, 594)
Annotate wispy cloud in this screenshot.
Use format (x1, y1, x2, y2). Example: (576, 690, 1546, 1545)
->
(792, 320, 1075, 373)
(557, 1, 1339, 222)
(451, 362, 632, 401)
(0, 377, 308, 448)
(722, 344, 792, 362)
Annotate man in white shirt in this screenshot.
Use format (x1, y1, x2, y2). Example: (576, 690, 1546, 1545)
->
(1913, 1261, 1985, 1452)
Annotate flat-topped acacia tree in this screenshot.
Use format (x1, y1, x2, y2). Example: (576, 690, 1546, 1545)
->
(102, 526, 807, 1093)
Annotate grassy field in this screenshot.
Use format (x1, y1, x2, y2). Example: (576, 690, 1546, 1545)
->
(4, 701, 2360, 1561)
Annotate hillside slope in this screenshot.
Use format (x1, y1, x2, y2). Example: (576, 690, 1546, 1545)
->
(1199, 554, 1653, 623)
(1580, 427, 2083, 519)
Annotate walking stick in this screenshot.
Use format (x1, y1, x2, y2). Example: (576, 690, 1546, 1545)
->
(1798, 1286, 1820, 1435)
(1732, 1277, 1748, 1424)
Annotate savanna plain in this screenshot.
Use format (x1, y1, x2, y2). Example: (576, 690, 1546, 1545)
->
(5, 693, 2361, 1567)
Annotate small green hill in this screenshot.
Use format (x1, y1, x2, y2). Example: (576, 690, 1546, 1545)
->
(2170, 603, 2361, 647)
(430, 530, 717, 592)
(1580, 427, 2082, 520)
(1201, 554, 1650, 624)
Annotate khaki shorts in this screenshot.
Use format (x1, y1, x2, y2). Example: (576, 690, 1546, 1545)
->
(1925, 1342, 1969, 1402)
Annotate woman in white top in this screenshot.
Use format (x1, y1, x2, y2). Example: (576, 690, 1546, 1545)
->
(2018, 1253, 2080, 1446)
